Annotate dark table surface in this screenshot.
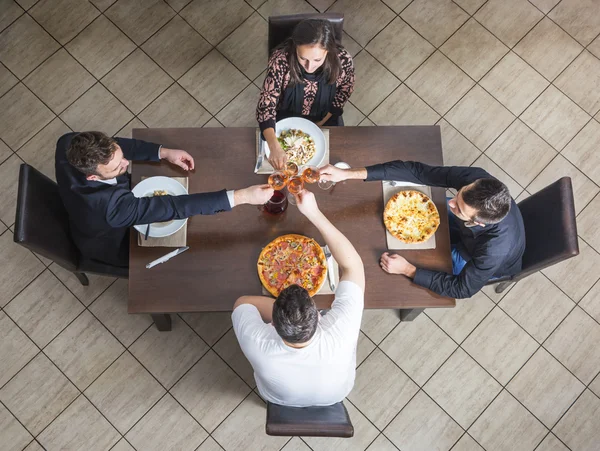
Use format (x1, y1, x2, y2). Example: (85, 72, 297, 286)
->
(129, 126, 455, 313)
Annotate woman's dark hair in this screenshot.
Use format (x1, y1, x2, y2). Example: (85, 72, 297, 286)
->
(280, 19, 341, 86)
(462, 178, 511, 224)
(66, 131, 117, 176)
(272, 284, 319, 344)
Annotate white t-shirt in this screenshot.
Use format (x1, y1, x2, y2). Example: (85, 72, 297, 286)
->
(232, 281, 364, 407)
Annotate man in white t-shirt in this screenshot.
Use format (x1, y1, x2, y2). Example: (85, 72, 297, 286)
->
(232, 190, 365, 407)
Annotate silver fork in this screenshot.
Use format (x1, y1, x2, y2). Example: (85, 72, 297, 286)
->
(323, 245, 336, 292)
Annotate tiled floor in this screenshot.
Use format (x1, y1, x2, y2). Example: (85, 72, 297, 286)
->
(1, 0, 600, 450)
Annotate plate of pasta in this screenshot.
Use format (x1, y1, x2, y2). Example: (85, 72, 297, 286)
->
(265, 117, 326, 167)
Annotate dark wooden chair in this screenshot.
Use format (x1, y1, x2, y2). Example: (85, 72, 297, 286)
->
(13, 164, 128, 284)
(268, 12, 344, 53)
(266, 401, 354, 437)
(487, 177, 579, 293)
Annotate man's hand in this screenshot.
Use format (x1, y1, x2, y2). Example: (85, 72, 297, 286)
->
(160, 148, 195, 171)
(380, 252, 417, 278)
(294, 190, 322, 221)
(235, 184, 274, 206)
(319, 164, 350, 183)
(267, 141, 287, 170)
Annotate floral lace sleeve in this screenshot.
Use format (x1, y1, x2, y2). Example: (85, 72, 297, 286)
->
(256, 49, 289, 132)
(330, 48, 355, 116)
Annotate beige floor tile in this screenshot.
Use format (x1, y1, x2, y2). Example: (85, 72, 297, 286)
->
(38, 395, 120, 451)
(110, 439, 135, 451)
(590, 373, 600, 397)
(451, 434, 484, 451)
(401, 0, 469, 47)
(475, 0, 543, 47)
(500, 272, 574, 342)
(4, 269, 84, 348)
(0, 311, 38, 388)
(0, 402, 33, 451)
(542, 240, 600, 302)
(446, 85, 515, 151)
(281, 437, 311, 451)
(29, 0, 99, 45)
(303, 400, 379, 451)
(521, 86, 589, 151)
(117, 118, 147, 139)
(360, 117, 376, 126)
(349, 349, 418, 429)
(179, 49, 249, 115)
(365, 17, 435, 81)
(580, 279, 600, 323)
(528, 0, 560, 13)
(356, 331, 376, 366)
(24, 49, 95, 115)
(0, 14, 59, 78)
(257, 0, 316, 17)
(0, 230, 45, 307)
(514, 18, 583, 80)
(365, 434, 397, 451)
(0, 353, 78, 435)
(549, 0, 600, 46)
(102, 49, 173, 115)
(554, 389, 600, 450)
(105, 0, 175, 45)
(65, 15, 136, 79)
(563, 120, 600, 186)
(371, 85, 440, 125)
(342, 101, 365, 126)
(380, 313, 458, 385)
(480, 51, 549, 116)
(14, 0, 37, 9)
(454, 0, 486, 14)
(590, 34, 600, 59)
(126, 394, 208, 451)
(425, 348, 501, 429)
(426, 291, 494, 343)
(84, 352, 165, 434)
(341, 31, 362, 58)
(204, 118, 223, 128)
(527, 154, 599, 215)
(486, 120, 556, 187)
(60, 83, 133, 136)
(179, 312, 232, 346)
(213, 328, 255, 387)
(196, 437, 224, 451)
(438, 119, 481, 167)
(384, 390, 463, 451)
(0, 154, 24, 226)
(508, 347, 584, 428)
(17, 118, 71, 182)
(329, 0, 395, 47)
(350, 51, 400, 115)
(45, 310, 124, 390)
(0, 84, 54, 151)
(470, 390, 547, 451)
(462, 307, 538, 384)
(88, 279, 153, 346)
(171, 350, 250, 432)
(0, 62, 18, 99)
(130, 315, 208, 388)
(555, 51, 600, 116)
(216, 84, 261, 127)
(536, 434, 569, 451)
(360, 309, 399, 344)
(142, 16, 211, 81)
(0, 1, 23, 34)
(544, 307, 600, 384)
(218, 13, 268, 80)
(441, 19, 508, 81)
(22, 441, 44, 451)
(406, 51, 474, 115)
(139, 84, 211, 128)
(180, 0, 253, 45)
(89, 0, 118, 11)
(472, 154, 523, 198)
(49, 262, 116, 306)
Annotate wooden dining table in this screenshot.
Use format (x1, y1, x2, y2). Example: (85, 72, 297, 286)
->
(130, 126, 455, 330)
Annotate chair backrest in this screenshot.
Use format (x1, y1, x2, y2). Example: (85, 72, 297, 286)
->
(14, 164, 79, 271)
(516, 177, 579, 280)
(266, 401, 354, 437)
(268, 13, 344, 53)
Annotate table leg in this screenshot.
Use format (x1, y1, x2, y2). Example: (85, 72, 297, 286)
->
(399, 308, 424, 322)
(151, 314, 172, 331)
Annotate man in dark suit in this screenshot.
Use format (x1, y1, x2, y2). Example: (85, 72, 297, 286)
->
(56, 131, 273, 268)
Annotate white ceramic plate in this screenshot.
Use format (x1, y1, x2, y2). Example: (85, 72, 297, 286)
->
(265, 117, 327, 167)
(131, 176, 188, 238)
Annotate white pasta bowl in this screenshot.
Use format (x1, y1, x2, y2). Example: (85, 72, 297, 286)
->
(265, 117, 327, 168)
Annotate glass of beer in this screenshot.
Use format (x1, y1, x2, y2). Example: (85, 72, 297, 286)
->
(287, 176, 304, 205)
(268, 171, 288, 191)
(284, 161, 299, 177)
(264, 190, 288, 214)
(301, 166, 320, 184)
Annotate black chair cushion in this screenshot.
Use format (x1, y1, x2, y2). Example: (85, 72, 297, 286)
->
(268, 13, 344, 53)
(266, 401, 354, 437)
(79, 257, 129, 279)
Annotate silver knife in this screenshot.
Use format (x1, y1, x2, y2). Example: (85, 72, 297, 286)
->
(323, 245, 336, 292)
(146, 246, 189, 269)
(255, 137, 265, 173)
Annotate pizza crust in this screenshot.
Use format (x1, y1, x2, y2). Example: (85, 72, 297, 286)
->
(383, 190, 440, 244)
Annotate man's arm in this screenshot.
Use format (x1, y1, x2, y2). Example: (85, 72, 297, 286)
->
(233, 296, 275, 321)
(115, 137, 161, 162)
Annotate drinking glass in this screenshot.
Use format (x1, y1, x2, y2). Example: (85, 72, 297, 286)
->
(301, 166, 320, 184)
(268, 171, 288, 191)
(287, 176, 304, 205)
(317, 161, 350, 190)
(284, 161, 299, 177)
(263, 190, 288, 214)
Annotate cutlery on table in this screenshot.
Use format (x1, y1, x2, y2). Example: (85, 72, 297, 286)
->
(146, 246, 189, 269)
(255, 138, 266, 172)
(144, 224, 150, 240)
(323, 245, 336, 292)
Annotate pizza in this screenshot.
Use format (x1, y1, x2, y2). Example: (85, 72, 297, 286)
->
(384, 190, 440, 243)
(258, 234, 327, 297)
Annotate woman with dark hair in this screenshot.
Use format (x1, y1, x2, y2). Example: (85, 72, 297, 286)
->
(256, 19, 355, 169)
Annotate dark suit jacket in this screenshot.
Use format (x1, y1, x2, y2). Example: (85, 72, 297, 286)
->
(55, 132, 231, 267)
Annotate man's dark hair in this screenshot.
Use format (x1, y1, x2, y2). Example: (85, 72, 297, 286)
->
(66, 131, 117, 175)
(272, 284, 319, 344)
(462, 178, 511, 224)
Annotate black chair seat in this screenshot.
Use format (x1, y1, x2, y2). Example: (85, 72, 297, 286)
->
(268, 13, 344, 53)
(266, 401, 354, 437)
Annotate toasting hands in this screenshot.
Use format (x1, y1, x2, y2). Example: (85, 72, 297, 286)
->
(160, 148, 195, 171)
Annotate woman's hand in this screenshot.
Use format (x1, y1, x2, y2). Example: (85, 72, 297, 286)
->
(267, 140, 287, 170)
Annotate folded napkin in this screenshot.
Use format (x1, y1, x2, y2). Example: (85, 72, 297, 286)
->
(138, 176, 188, 248)
(382, 181, 437, 250)
(255, 129, 330, 174)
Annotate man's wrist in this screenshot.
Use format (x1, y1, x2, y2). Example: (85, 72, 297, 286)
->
(346, 168, 367, 180)
(234, 189, 247, 206)
(404, 264, 417, 279)
(159, 147, 168, 159)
